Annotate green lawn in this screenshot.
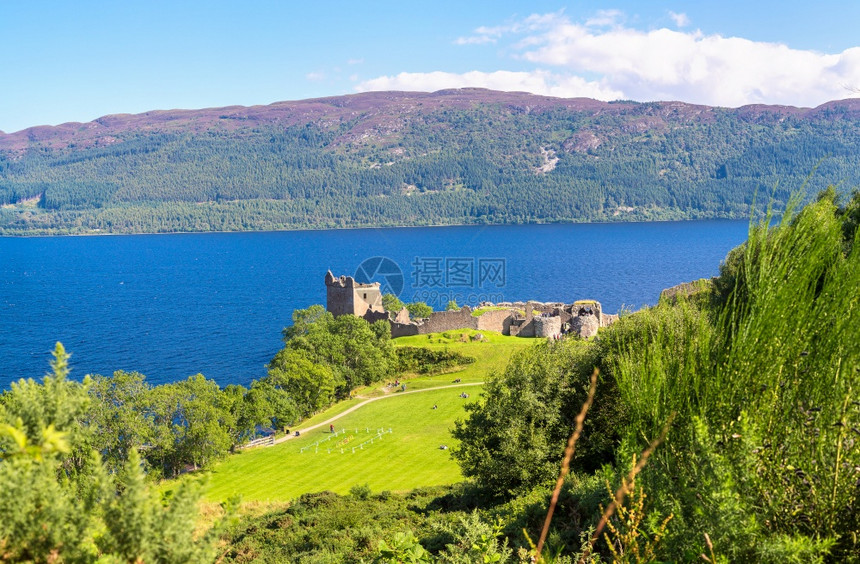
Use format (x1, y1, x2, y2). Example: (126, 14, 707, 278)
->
(199, 330, 535, 502)
(204, 387, 473, 501)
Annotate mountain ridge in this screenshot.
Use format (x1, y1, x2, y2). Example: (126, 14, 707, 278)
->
(4, 89, 860, 152)
(1, 89, 859, 235)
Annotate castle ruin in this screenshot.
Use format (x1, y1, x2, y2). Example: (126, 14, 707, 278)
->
(325, 270, 385, 318)
(324, 272, 617, 339)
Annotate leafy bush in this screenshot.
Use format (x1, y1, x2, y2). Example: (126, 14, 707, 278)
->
(452, 340, 626, 496)
(350, 483, 372, 500)
(396, 347, 475, 374)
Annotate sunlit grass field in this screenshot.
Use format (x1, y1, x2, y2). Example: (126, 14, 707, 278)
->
(392, 329, 531, 388)
(205, 387, 470, 501)
(200, 330, 534, 502)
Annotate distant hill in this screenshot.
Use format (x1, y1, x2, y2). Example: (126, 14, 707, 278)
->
(1, 88, 859, 235)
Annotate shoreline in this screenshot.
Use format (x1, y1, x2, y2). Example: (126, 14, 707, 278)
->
(0, 214, 753, 239)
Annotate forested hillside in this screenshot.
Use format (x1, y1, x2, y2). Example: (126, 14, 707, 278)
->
(1, 89, 859, 234)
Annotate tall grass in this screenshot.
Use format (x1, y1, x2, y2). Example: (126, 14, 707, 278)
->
(602, 192, 859, 561)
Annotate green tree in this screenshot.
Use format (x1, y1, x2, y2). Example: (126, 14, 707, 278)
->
(382, 293, 405, 313)
(452, 340, 623, 496)
(446, 300, 460, 311)
(85, 370, 153, 471)
(223, 383, 273, 443)
(406, 301, 433, 319)
(250, 380, 300, 430)
(144, 374, 235, 477)
(172, 375, 236, 471)
(283, 304, 332, 341)
(267, 349, 339, 418)
(273, 306, 397, 402)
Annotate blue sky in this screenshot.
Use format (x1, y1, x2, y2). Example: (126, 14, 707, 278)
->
(2, 0, 859, 133)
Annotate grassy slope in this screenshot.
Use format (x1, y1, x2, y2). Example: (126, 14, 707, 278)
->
(392, 330, 529, 388)
(202, 330, 533, 502)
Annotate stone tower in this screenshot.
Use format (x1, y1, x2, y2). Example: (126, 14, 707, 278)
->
(570, 300, 602, 339)
(325, 270, 385, 317)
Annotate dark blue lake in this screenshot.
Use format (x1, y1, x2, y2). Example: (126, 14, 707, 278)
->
(0, 220, 750, 389)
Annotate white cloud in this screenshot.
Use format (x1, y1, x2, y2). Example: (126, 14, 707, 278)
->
(515, 13, 860, 107)
(585, 9, 624, 28)
(454, 11, 565, 46)
(306, 71, 326, 82)
(347, 58, 364, 65)
(354, 70, 624, 101)
(454, 35, 497, 45)
(668, 11, 690, 28)
(360, 11, 860, 107)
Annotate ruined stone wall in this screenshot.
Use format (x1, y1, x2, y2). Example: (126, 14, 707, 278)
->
(393, 307, 411, 324)
(326, 284, 356, 317)
(363, 310, 390, 324)
(571, 314, 600, 339)
(601, 313, 619, 327)
(354, 285, 383, 316)
(417, 308, 478, 334)
(510, 304, 537, 337)
(512, 319, 535, 337)
(475, 309, 514, 333)
(534, 315, 562, 338)
(572, 300, 603, 325)
(326, 271, 384, 317)
(326, 271, 618, 340)
(390, 321, 420, 338)
(389, 308, 480, 337)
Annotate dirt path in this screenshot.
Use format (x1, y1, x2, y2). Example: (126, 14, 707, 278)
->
(268, 382, 484, 447)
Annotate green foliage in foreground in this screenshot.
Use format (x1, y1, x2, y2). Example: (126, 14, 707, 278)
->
(219, 485, 516, 564)
(0, 344, 229, 562)
(449, 190, 860, 562)
(617, 190, 860, 562)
